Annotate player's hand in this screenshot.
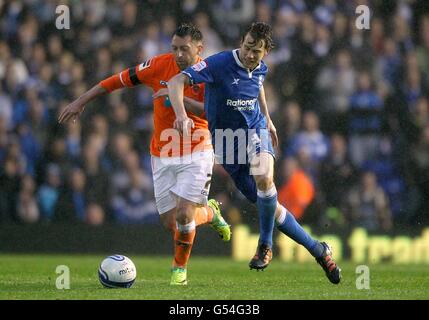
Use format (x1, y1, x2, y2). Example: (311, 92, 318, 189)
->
(152, 88, 169, 99)
(58, 100, 86, 124)
(268, 119, 278, 148)
(174, 115, 194, 136)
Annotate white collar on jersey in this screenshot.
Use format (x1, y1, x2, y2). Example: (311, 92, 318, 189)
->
(232, 49, 261, 78)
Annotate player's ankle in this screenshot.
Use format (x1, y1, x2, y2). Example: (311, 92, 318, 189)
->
(207, 207, 214, 223)
(172, 265, 186, 270)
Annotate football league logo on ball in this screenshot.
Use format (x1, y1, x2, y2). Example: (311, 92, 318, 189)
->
(98, 255, 137, 288)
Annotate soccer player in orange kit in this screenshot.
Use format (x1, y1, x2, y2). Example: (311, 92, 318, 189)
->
(58, 23, 230, 285)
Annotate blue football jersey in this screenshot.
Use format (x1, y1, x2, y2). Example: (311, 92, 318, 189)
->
(182, 50, 274, 203)
(182, 49, 268, 134)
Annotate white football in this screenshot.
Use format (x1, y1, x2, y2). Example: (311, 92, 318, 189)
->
(98, 254, 137, 288)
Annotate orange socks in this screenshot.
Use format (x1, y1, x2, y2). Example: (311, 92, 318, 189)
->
(173, 221, 196, 268)
(171, 206, 214, 269)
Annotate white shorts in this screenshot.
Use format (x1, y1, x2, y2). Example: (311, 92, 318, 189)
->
(151, 150, 214, 214)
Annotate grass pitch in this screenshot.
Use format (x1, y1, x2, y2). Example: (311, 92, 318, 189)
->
(0, 254, 428, 300)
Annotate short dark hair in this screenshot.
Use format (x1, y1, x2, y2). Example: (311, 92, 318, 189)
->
(174, 23, 203, 42)
(242, 22, 275, 51)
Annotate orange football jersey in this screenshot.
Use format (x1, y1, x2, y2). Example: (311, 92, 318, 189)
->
(99, 53, 211, 157)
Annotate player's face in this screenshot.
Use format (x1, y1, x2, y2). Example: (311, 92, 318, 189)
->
(171, 35, 203, 70)
(239, 34, 268, 70)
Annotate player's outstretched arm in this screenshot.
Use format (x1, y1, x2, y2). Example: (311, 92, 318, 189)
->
(59, 60, 154, 124)
(259, 85, 278, 148)
(58, 84, 107, 124)
(168, 73, 195, 135)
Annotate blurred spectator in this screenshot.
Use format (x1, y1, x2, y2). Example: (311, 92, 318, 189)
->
(408, 125, 429, 224)
(37, 163, 61, 222)
(290, 12, 318, 108)
(370, 17, 386, 57)
(313, 23, 331, 59)
(332, 12, 349, 50)
(16, 123, 42, 175)
(5, 137, 27, 176)
(160, 16, 177, 53)
(139, 22, 162, 62)
(111, 150, 152, 196)
(316, 49, 356, 134)
(255, 1, 272, 24)
(343, 171, 393, 232)
(263, 82, 280, 116)
(320, 134, 356, 209)
(286, 111, 329, 165)
(401, 51, 426, 108)
(81, 137, 110, 214)
(348, 16, 372, 65)
(46, 34, 63, 62)
(85, 202, 105, 226)
(416, 15, 429, 84)
(0, 116, 8, 164)
(412, 96, 429, 130)
(313, 0, 336, 27)
(107, 131, 134, 171)
(16, 174, 39, 224)
(0, 157, 21, 222)
(109, 101, 134, 137)
(111, 151, 157, 224)
(375, 38, 402, 94)
(26, 92, 49, 144)
(54, 167, 87, 223)
(0, 86, 13, 130)
(41, 136, 72, 177)
(361, 136, 406, 218)
(348, 70, 384, 167)
(193, 12, 223, 58)
(88, 114, 109, 150)
(211, 0, 255, 46)
(267, 7, 296, 66)
(111, 0, 141, 58)
(64, 120, 82, 161)
(278, 157, 315, 221)
(392, 13, 414, 52)
(276, 101, 302, 154)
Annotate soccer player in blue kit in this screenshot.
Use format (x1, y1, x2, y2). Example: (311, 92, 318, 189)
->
(166, 22, 341, 284)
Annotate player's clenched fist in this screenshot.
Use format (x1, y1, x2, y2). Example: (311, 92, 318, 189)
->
(174, 115, 194, 136)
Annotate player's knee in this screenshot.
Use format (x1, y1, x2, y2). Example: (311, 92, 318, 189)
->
(175, 201, 195, 225)
(255, 175, 274, 191)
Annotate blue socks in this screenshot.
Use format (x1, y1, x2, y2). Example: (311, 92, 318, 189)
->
(256, 186, 324, 258)
(276, 205, 324, 258)
(256, 186, 277, 248)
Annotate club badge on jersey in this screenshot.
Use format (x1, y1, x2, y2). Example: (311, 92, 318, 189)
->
(159, 80, 172, 107)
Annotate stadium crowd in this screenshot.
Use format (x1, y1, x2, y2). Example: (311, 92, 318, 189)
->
(0, 0, 428, 232)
